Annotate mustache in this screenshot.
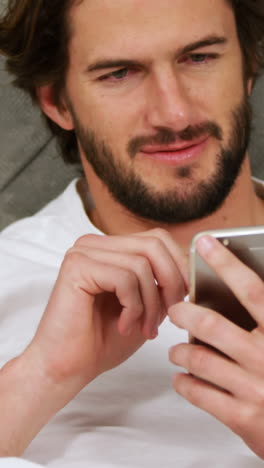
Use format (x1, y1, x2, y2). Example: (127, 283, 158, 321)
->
(127, 122, 223, 158)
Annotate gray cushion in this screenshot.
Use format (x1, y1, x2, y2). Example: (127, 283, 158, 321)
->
(0, 57, 79, 230)
(249, 77, 264, 176)
(0, 54, 264, 230)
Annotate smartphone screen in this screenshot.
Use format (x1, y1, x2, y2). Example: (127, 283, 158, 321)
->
(189, 226, 264, 347)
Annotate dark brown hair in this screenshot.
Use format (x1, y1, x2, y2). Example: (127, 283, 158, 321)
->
(0, 0, 264, 164)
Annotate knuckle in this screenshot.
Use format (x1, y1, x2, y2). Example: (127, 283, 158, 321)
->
(230, 404, 256, 436)
(133, 255, 150, 274)
(198, 312, 219, 337)
(74, 233, 99, 247)
(62, 249, 87, 281)
(149, 227, 169, 239)
(251, 383, 264, 407)
(120, 269, 138, 289)
(63, 247, 83, 267)
(244, 277, 264, 305)
(148, 236, 163, 252)
(251, 348, 264, 373)
(188, 347, 209, 374)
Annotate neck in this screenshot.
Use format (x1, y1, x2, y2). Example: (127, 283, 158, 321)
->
(78, 156, 264, 252)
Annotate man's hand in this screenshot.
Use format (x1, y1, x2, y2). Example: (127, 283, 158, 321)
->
(169, 235, 264, 459)
(28, 228, 188, 389)
(0, 228, 188, 456)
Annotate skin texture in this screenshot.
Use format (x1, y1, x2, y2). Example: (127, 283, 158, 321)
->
(2, 0, 264, 459)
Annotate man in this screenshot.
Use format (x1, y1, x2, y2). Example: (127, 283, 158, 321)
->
(0, 0, 264, 466)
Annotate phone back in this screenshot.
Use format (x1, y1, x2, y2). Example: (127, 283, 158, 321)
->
(190, 226, 264, 335)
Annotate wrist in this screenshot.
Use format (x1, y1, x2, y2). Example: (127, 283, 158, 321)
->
(0, 347, 92, 456)
(18, 344, 92, 409)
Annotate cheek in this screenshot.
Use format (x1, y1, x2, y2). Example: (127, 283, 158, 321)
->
(204, 70, 246, 135)
(82, 98, 140, 153)
(216, 57, 246, 107)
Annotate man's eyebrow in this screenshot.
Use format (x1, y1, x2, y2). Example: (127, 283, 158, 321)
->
(178, 35, 228, 56)
(86, 59, 140, 73)
(86, 35, 228, 73)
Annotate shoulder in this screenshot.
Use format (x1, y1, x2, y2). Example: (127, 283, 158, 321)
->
(0, 178, 101, 270)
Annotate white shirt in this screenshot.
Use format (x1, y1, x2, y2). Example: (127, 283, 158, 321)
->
(0, 179, 263, 467)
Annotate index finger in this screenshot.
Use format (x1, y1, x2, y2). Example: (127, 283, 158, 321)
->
(76, 229, 188, 308)
(196, 235, 264, 328)
(135, 228, 189, 289)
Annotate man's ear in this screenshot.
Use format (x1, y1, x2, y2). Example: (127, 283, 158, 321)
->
(37, 85, 74, 130)
(247, 78, 254, 96)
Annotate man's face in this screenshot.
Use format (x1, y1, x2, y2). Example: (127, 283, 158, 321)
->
(64, 0, 252, 223)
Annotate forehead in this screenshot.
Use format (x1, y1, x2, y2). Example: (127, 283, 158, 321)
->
(68, 0, 237, 62)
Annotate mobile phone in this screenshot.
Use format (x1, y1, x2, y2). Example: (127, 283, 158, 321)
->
(189, 225, 264, 347)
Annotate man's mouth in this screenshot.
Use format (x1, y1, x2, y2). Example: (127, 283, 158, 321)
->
(139, 136, 210, 165)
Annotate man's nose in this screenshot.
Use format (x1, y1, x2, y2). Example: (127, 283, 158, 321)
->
(145, 70, 196, 132)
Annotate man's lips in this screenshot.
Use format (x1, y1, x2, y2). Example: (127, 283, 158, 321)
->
(141, 136, 209, 153)
(139, 136, 210, 165)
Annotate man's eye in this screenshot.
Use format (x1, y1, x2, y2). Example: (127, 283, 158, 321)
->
(98, 68, 130, 82)
(190, 54, 212, 63)
(179, 53, 217, 65)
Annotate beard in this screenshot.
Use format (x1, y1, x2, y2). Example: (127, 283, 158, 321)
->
(69, 96, 252, 224)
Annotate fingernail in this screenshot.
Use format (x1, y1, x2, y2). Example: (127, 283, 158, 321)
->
(196, 235, 214, 254)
